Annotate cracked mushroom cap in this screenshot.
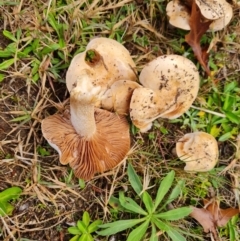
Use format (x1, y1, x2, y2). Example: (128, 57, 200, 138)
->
(66, 37, 137, 92)
(41, 109, 130, 180)
(130, 55, 200, 132)
(101, 80, 142, 115)
(176, 132, 219, 172)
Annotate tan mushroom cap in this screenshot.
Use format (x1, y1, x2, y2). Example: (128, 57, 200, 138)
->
(208, 1, 233, 31)
(41, 108, 130, 180)
(130, 55, 200, 132)
(166, 0, 233, 32)
(176, 132, 219, 172)
(101, 80, 141, 115)
(166, 0, 191, 30)
(66, 37, 137, 92)
(196, 0, 227, 20)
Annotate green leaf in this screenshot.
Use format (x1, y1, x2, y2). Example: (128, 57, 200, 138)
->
(79, 234, 88, 241)
(69, 235, 80, 241)
(224, 111, 240, 124)
(126, 219, 150, 241)
(0, 73, 5, 82)
(0, 50, 13, 58)
(0, 58, 15, 70)
(154, 207, 192, 220)
(166, 229, 186, 241)
(165, 179, 185, 205)
(3, 30, 17, 42)
(0, 202, 8, 216)
(127, 163, 142, 196)
(223, 93, 235, 111)
(77, 220, 87, 233)
(87, 220, 102, 233)
(153, 170, 175, 211)
(149, 224, 158, 241)
(119, 192, 147, 215)
(68, 227, 82, 235)
(219, 132, 232, 142)
(109, 196, 124, 211)
(82, 211, 90, 227)
(0, 187, 22, 202)
(142, 191, 154, 214)
(152, 217, 170, 231)
(47, 13, 60, 36)
(97, 218, 145, 236)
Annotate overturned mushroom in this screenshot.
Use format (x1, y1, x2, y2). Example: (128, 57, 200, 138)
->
(42, 74, 130, 180)
(166, 0, 233, 31)
(66, 37, 137, 92)
(130, 55, 200, 132)
(176, 132, 219, 172)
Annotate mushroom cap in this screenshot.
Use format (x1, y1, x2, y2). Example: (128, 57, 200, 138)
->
(41, 108, 130, 180)
(101, 80, 141, 115)
(208, 1, 233, 31)
(196, 0, 227, 20)
(166, 0, 233, 32)
(130, 88, 163, 132)
(130, 55, 200, 132)
(166, 0, 191, 30)
(176, 132, 219, 172)
(66, 37, 137, 92)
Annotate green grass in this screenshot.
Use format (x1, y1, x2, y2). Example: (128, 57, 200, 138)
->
(0, 0, 239, 240)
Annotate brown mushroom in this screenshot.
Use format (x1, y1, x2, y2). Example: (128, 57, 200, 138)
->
(176, 132, 219, 172)
(130, 55, 200, 132)
(42, 74, 130, 180)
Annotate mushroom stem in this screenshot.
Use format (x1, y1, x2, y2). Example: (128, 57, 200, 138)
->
(70, 93, 96, 139)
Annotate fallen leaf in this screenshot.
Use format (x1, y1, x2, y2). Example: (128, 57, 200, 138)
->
(185, 0, 212, 76)
(190, 198, 239, 239)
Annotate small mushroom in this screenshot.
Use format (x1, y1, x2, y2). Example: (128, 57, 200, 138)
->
(166, 0, 233, 31)
(42, 74, 130, 180)
(176, 132, 219, 172)
(166, 0, 190, 30)
(130, 55, 200, 132)
(101, 80, 142, 115)
(66, 37, 137, 92)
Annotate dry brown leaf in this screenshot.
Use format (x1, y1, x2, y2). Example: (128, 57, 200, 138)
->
(185, 0, 212, 76)
(190, 198, 239, 239)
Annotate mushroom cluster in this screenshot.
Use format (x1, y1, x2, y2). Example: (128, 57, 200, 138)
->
(42, 37, 220, 180)
(42, 37, 139, 180)
(166, 0, 233, 31)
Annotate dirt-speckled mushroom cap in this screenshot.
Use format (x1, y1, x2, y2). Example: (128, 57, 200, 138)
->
(41, 109, 130, 180)
(130, 55, 199, 132)
(66, 37, 137, 92)
(176, 132, 219, 172)
(130, 88, 168, 132)
(166, 0, 190, 30)
(101, 80, 142, 115)
(208, 1, 233, 31)
(196, 0, 229, 20)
